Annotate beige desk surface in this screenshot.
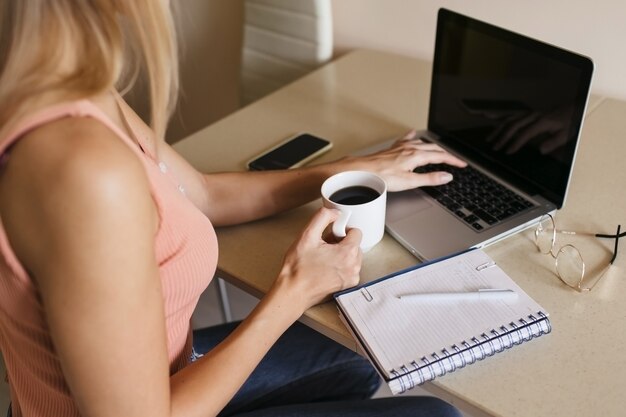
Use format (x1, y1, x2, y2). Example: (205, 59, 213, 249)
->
(175, 49, 625, 417)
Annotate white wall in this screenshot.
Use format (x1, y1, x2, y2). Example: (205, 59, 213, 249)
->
(332, 0, 626, 100)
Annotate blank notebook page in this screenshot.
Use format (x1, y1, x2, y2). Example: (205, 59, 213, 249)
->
(337, 250, 544, 376)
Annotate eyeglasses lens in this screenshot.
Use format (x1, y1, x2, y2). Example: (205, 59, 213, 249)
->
(556, 245, 585, 287)
(536, 216, 555, 254)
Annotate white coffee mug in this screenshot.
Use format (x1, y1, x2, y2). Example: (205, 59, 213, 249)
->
(321, 171, 387, 252)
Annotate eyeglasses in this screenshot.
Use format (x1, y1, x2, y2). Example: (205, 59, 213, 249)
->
(534, 214, 624, 292)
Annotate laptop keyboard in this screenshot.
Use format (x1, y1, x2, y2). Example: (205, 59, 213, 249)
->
(414, 164, 534, 231)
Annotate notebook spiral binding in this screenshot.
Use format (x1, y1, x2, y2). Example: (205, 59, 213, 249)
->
(390, 311, 551, 394)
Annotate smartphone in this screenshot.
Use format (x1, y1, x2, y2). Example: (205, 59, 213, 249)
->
(247, 133, 332, 170)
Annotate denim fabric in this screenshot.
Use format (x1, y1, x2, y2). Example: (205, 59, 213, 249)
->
(231, 396, 462, 417)
(3, 322, 460, 417)
(193, 321, 462, 417)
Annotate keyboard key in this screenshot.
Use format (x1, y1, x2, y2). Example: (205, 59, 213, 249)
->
(473, 209, 498, 225)
(414, 164, 534, 231)
(421, 187, 441, 198)
(464, 214, 479, 224)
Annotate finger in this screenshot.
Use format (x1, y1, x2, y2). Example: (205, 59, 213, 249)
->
(396, 138, 450, 150)
(413, 150, 467, 168)
(392, 141, 467, 168)
(505, 124, 543, 154)
(493, 113, 538, 151)
(385, 169, 454, 191)
(391, 139, 436, 153)
(342, 227, 363, 248)
(321, 225, 338, 243)
(485, 114, 517, 143)
(412, 143, 443, 151)
(413, 171, 454, 187)
(340, 229, 363, 282)
(393, 129, 418, 145)
(539, 130, 567, 154)
(507, 121, 562, 154)
(401, 129, 417, 140)
(301, 207, 340, 241)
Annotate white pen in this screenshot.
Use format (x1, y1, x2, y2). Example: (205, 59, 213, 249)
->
(397, 289, 518, 302)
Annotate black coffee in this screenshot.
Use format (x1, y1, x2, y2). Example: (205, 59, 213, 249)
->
(330, 186, 380, 205)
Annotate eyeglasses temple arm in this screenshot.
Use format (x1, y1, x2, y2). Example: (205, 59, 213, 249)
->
(595, 229, 626, 239)
(601, 225, 622, 265)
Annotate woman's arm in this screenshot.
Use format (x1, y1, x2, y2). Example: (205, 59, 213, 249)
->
(0, 118, 363, 417)
(1, 119, 172, 416)
(169, 207, 362, 416)
(158, 130, 467, 226)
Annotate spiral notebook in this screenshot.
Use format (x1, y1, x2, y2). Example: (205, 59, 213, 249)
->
(334, 249, 551, 394)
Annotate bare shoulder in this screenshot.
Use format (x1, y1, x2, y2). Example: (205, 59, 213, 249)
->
(7, 116, 145, 188)
(0, 116, 157, 272)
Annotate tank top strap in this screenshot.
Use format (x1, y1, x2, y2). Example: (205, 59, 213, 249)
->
(0, 99, 143, 164)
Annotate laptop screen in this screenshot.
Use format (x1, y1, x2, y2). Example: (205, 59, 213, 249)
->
(428, 9, 593, 208)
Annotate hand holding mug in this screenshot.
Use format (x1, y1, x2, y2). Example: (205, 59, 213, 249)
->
(321, 171, 387, 252)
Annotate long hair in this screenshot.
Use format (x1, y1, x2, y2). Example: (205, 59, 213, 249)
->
(0, 0, 179, 140)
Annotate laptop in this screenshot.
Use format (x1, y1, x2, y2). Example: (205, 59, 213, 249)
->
(366, 8, 594, 261)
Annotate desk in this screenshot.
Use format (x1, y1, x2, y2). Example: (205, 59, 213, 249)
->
(174, 50, 625, 417)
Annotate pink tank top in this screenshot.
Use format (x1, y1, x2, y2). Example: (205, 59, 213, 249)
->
(0, 100, 219, 416)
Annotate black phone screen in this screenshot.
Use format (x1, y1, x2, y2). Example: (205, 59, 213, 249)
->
(248, 134, 330, 170)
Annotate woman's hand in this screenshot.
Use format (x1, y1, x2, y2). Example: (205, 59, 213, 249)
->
(160, 128, 466, 226)
(271, 207, 363, 314)
(340, 130, 467, 192)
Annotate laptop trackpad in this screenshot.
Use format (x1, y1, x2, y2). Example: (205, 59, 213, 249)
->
(386, 190, 432, 223)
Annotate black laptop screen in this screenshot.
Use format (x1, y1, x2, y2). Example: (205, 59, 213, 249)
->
(428, 9, 593, 207)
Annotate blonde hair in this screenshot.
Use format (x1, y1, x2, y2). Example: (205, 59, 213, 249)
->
(0, 0, 179, 140)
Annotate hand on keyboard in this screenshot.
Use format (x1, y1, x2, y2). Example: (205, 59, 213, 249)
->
(415, 164, 534, 231)
(342, 130, 468, 192)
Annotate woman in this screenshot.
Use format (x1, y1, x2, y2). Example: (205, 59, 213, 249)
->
(0, 2, 465, 416)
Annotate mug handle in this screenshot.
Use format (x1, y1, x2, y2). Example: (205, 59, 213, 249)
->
(332, 210, 351, 238)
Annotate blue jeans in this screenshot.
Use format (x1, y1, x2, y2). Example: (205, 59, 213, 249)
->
(193, 321, 462, 417)
(4, 323, 461, 417)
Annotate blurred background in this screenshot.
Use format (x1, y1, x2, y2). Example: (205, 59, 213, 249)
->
(161, 0, 625, 142)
